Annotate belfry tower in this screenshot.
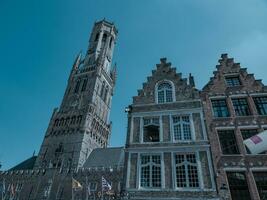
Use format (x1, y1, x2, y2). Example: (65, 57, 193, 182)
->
(34, 19, 118, 170)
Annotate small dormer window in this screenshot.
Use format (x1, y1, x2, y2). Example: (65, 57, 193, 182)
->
(157, 82, 174, 103)
(225, 76, 241, 87)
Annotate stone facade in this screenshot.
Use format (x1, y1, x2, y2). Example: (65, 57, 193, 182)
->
(123, 58, 218, 200)
(34, 19, 117, 170)
(201, 54, 267, 200)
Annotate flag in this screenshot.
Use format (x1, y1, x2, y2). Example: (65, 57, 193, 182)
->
(244, 130, 267, 154)
(250, 135, 263, 144)
(101, 176, 111, 192)
(72, 178, 83, 190)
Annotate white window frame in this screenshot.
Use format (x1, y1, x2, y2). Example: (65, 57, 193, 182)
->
(155, 80, 176, 104)
(172, 152, 202, 191)
(138, 153, 164, 190)
(171, 114, 195, 142)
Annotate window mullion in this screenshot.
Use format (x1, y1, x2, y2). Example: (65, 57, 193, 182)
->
(185, 158, 189, 187)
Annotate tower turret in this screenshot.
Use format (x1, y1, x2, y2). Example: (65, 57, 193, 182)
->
(84, 19, 118, 74)
(34, 19, 118, 170)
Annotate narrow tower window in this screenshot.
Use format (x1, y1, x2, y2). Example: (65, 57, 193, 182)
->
(94, 33, 99, 42)
(74, 80, 81, 93)
(109, 37, 113, 48)
(102, 33, 107, 43)
(81, 78, 88, 92)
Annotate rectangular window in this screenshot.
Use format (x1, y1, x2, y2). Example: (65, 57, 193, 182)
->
(211, 99, 230, 117)
(227, 172, 251, 200)
(143, 117, 160, 142)
(232, 98, 251, 116)
(225, 76, 241, 87)
(174, 153, 199, 188)
(218, 130, 239, 154)
(140, 154, 161, 188)
(253, 96, 267, 115)
(172, 116, 192, 141)
(241, 129, 258, 140)
(253, 172, 267, 199)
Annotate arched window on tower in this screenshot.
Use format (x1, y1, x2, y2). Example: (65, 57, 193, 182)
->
(74, 79, 81, 93)
(81, 78, 88, 92)
(109, 37, 113, 48)
(102, 33, 107, 43)
(94, 33, 99, 42)
(100, 81, 105, 98)
(156, 81, 174, 103)
(104, 86, 109, 102)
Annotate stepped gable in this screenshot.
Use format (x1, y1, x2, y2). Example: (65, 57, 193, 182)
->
(133, 58, 199, 105)
(203, 53, 267, 94)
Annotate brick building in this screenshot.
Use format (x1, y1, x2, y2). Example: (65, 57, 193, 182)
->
(201, 54, 267, 200)
(123, 58, 218, 199)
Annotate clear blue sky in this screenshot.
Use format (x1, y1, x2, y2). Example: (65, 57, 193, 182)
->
(0, 0, 267, 170)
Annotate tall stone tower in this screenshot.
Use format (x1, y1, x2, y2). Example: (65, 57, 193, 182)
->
(34, 19, 118, 170)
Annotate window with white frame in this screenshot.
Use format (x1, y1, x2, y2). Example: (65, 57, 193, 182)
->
(157, 82, 173, 103)
(174, 153, 199, 188)
(143, 117, 160, 142)
(172, 116, 192, 141)
(140, 154, 161, 188)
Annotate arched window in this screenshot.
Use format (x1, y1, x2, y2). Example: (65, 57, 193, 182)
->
(81, 78, 88, 92)
(74, 80, 81, 93)
(157, 82, 174, 103)
(104, 86, 109, 102)
(109, 37, 113, 48)
(102, 33, 107, 43)
(54, 119, 59, 126)
(100, 81, 105, 98)
(94, 33, 99, 42)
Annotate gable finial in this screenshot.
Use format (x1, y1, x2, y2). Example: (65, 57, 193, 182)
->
(189, 73, 195, 87)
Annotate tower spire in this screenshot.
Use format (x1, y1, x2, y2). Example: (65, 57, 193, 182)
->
(34, 20, 118, 170)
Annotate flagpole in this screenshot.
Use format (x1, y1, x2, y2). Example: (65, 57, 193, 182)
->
(101, 176, 103, 200)
(71, 175, 74, 200)
(85, 176, 88, 200)
(1, 178, 4, 200)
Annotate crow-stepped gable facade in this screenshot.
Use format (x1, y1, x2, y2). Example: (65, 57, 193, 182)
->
(202, 54, 267, 200)
(123, 58, 218, 200)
